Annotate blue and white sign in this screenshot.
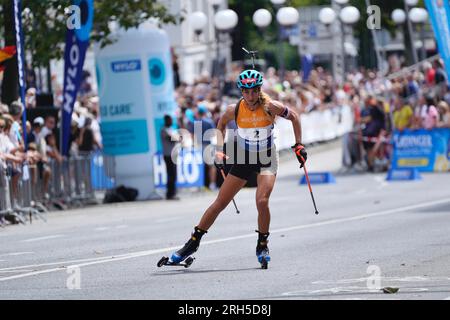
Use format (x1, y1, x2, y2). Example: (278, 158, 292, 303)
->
(111, 59, 141, 73)
(391, 128, 450, 172)
(153, 149, 204, 188)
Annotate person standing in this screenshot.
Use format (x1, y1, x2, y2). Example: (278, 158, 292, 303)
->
(161, 114, 180, 200)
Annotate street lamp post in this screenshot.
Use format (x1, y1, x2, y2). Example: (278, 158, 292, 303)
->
(252, 9, 272, 70)
(403, 0, 419, 64)
(190, 11, 208, 41)
(339, 5, 360, 74)
(270, 0, 286, 81)
(209, 0, 223, 80)
(409, 7, 428, 61)
(275, 5, 299, 81)
(319, 1, 360, 84)
(214, 9, 238, 101)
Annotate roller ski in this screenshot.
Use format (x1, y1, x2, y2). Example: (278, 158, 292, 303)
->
(157, 255, 195, 268)
(256, 231, 271, 269)
(157, 226, 207, 269)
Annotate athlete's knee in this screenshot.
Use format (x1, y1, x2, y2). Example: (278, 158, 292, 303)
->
(256, 195, 270, 209)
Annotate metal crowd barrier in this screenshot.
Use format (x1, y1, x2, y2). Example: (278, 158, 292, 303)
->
(47, 151, 115, 209)
(0, 160, 27, 225)
(0, 152, 116, 226)
(14, 162, 47, 223)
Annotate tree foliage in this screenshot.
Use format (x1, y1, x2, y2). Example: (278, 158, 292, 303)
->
(0, 0, 177, 67)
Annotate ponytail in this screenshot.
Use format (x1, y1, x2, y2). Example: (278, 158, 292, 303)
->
(259, 91, 274, 119)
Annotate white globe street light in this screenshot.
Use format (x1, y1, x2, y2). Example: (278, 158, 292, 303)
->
(253, 8, 272, 29)
(190, 11, 208, 36)
(339, 6, 360, 25)
(334, 0, 349, 4)
(391, 9, 406, 25)
(408, 7, 428, 24)
(405, 0, 419, 7)
(214, 9, 238, 31)
(276, 7, 299, 27)
(318, 7, 337, 25)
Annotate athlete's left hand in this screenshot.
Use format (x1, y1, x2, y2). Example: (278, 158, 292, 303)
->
(214, 150, 229, 171)
(291, 143, 307, 168)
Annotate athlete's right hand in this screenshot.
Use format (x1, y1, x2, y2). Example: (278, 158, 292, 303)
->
(214, 150, 229, 171)
(291, 143, 307, 168)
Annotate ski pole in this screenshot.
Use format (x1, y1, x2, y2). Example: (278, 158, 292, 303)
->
(300, 162, 319, 215)
(219, 168, 240, 214)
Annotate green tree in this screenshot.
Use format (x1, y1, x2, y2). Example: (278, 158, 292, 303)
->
(0, 0, 177, 104)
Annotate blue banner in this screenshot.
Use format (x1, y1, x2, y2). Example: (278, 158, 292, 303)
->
(153, 149, 204, 188)
(424, 0, 450, 82)
(13, 0, 27, 148)
(391, 128, 450, 172)
(61, 0, 94, 155)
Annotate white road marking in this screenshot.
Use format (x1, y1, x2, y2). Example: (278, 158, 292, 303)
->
(20, 235, 64, 243)
(0, 256, 114, 272)
(0, 252, 34, 257)
(444, 296, 450, 300)
(1, 197, 449, 282)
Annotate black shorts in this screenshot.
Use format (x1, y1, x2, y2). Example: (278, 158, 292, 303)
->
(228, 148, 279, 181)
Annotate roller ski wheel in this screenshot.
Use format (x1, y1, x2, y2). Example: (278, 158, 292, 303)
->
(184, 257, 194, 268)
(157, 256, 195, 268)
(157, 256, 169, 267)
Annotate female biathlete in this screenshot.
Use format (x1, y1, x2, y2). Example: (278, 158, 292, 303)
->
(165, 69, 307, 269)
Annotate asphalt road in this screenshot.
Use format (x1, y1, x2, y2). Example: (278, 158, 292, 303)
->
(1, 140, 450, 300)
